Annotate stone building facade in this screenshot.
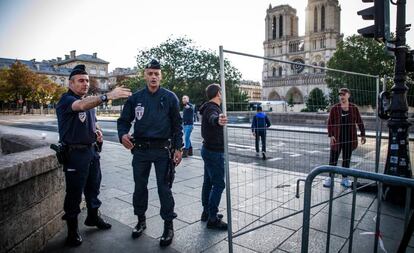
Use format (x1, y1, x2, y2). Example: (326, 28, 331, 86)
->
(108, 67, 139, 87)
(238, 80, 262, 101)
(0, 50, 110, 92)
(262, 0, 342, 104)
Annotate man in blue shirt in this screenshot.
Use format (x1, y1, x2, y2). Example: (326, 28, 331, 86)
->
(251, 106, 271, 160)
(182, 95, 194, 157)
(56, 65, 131, 246)
(117, 59, 183, 247)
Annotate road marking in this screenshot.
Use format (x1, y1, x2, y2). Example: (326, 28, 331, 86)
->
(267, 157, 283, 162)
(228, 143, 254, 149)
(305, 150, 321, 154)
(282, 152, 302, 157)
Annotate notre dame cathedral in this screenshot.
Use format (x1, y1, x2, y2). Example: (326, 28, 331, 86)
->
(262, 0, 342, 108)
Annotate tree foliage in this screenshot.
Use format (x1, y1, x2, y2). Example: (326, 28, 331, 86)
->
(326, 35, 394, 107)
(0, 61, 65, 108)
(304, 88, 328, 112)
(132, 37, 247, 110)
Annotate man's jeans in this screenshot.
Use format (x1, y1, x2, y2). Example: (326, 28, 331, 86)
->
(201, 145, 225, 220)
(183, 124, 193, 149)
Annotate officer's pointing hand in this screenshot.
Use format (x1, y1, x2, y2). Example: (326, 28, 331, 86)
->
(121, 134, 134, 150)
(107, 86, 132, 100)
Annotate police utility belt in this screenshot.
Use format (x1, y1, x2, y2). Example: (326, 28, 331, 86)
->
(50, 142, 102, 165)
(132, 138, 170, 150)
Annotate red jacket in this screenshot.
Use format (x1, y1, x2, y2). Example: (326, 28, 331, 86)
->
(327, 103, 366, 151)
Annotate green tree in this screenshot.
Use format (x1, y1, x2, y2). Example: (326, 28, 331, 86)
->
(326, 35, 394, 107)
(305, 88, 328, 112)
(135, 37, 247, 110)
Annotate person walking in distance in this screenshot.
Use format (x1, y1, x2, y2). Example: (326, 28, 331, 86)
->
(182, 95, 194, 157)
(199, 83, 228, 230)
(251, 106, 271, 160)
(324, 88, 366, 188)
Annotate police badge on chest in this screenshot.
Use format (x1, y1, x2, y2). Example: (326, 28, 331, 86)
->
(78, 112, 87, 123)
(135, 104, 144, 120)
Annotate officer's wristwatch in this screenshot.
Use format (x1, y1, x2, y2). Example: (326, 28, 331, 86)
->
(100, 94, 108, 103)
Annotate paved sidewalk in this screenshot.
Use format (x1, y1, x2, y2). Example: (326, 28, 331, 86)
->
(1, 120, 413, 252)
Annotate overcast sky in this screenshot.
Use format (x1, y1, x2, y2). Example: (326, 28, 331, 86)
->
(0, 0, 413, 83)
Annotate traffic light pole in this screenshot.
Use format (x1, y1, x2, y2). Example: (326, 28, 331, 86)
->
(384, 0, 412, 203)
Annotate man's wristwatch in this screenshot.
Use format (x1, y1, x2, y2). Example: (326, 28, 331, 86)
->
(100, 94, 108, 103)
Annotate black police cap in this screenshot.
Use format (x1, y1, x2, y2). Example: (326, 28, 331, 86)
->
(145, 59, 161, 69)
(69, 64, 88, 79)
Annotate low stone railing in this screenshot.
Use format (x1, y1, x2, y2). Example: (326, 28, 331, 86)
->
(0, 133, 64, 253)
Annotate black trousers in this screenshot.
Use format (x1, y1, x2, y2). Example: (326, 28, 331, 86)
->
(62, 146, 102, 220)
(255, 131, 266, 153)
(329, 140, 353, 177)
(132, 148, 176, 221)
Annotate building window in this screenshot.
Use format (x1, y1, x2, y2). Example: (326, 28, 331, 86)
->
(320, 38, 326, 48)
(279, 15, 283, 38)
(278, 67, 283, 76)
(320, 62, 325, 72)
(272, 17, 276, 39)
(312, 62, 317, 73)
(321, 6, 325, 31)
(314, 7, 318, 32)
(272, 67, 276, 77)
(90, 67, 97, 75)
(313, 40, 317, 50)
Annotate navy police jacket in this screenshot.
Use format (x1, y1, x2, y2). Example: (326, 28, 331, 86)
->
(56, 89, 97, 145)
(117, 86, 183, 150)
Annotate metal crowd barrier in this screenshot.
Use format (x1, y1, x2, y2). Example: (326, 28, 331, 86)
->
(301, 166, 414, 253)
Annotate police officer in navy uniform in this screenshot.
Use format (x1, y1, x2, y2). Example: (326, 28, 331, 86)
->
(117, 59, 183, 247)
(56, 64, 131, 246)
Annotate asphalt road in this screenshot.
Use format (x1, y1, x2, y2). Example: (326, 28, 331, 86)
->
(0, 117, 388, 174)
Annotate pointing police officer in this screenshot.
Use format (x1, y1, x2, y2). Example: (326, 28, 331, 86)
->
(117, 59, 183, 247)
(56, 64, 131, 246)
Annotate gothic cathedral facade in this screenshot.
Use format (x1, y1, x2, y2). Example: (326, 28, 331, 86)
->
(262, 0, 341, 106)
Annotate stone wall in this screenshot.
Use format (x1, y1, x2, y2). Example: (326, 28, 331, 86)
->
(0, 134, 64, 253)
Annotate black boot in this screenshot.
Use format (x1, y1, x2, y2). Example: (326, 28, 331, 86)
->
(66, 218, 82, 247)
(159, 220, 174, 247)
(84, 208, 112, 229)
(132, 215, 146, 239)
(182, 149, 188, 158)
(188, 147, 193, 156)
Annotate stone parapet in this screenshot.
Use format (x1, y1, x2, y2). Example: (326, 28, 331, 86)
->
(0, 133, 64, 253)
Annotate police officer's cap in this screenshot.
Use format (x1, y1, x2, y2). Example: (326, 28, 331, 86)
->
(69, 64, 88, 79)
(145, 59, 161, 70)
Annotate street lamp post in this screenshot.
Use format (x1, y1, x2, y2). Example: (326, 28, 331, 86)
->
(383, 0, 412, 203)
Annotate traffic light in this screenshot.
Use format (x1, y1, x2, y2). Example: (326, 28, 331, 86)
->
(357, 0, 390, 42)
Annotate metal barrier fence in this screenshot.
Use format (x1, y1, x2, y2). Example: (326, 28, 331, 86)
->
(301, 166, 414, 253)
(219, 46, 413, 252)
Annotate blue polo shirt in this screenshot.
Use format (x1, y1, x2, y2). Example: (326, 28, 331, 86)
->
(56, 89, 97, 144)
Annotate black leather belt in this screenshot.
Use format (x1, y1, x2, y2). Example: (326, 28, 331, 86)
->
(133, 139, 169, 150)
(67, 143, 96, 150)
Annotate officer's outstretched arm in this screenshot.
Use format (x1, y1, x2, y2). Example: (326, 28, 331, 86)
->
(72, 87, 131, 111)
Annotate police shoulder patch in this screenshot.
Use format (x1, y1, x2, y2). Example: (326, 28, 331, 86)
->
(135, 104, 144, 120)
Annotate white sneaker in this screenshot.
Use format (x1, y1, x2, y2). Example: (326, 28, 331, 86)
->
(341, 178, 352, 188)
(323, 177, 332, 188)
